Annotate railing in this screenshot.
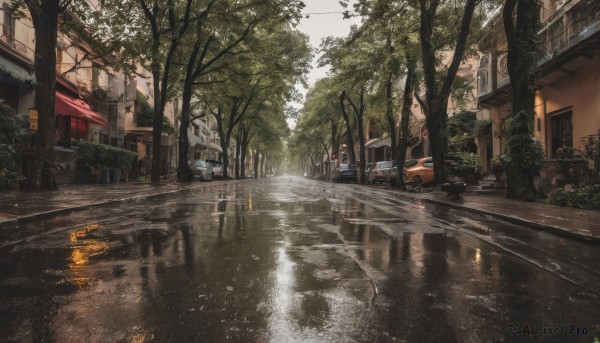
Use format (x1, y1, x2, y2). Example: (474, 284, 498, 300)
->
(541, 0, 567, 22)
(539, 1, 600, 54)
(1, 24, 34, 61)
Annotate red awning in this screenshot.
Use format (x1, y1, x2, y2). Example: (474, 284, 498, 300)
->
(55, 91, 108, 126)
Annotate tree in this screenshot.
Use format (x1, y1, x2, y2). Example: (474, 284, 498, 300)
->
(320, 34, 376, 184)
(17, 0, 65, 190)
(134, 0, 197, 183)
(173, 0, 305, 181)
(248, 102, 289, 179)
(414, 0, 484, 184)
(346, 0, 408, 166)
(396, 55, 418, 186)
(349, 0, 424, 187)
(289, 77, 345, 179)
(203, 24, 310, 179)
(501, 0, 545, 199)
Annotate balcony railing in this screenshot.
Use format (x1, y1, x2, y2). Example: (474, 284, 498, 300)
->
(1, 24, 34, 61)
(540, 1, 600, 54)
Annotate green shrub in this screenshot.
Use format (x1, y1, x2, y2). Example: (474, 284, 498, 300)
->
(75, 141, 137, 172)
(585, 137, 600, 184)
(446, 151, 482, 185)
(548, 184, 600, 210)
(0, 104, 29, 189)
(473, 120, 492, 137)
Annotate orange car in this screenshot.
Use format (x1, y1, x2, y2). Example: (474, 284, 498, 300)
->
(404, 157, 435, 185)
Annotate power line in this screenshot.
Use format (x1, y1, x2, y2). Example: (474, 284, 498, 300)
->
(301, 11, 357, 15)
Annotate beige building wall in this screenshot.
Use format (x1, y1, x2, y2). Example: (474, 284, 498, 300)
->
(536, 56, 600, 155)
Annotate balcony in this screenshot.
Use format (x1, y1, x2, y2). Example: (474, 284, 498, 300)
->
(1, 24, 34, 61)
(539, 0, 600, 57)
(478, 0, 600, 102)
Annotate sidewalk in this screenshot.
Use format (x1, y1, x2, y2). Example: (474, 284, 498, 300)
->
(0, 181, 212, 225)
(0, 178, 599, 243)
(406, 190, 600, 243)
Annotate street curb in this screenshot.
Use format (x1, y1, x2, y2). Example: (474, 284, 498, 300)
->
(417, 195, 600, 244)
(305, 177, 600, 243)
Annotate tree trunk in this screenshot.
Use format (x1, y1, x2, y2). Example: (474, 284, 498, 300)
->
(396, 56, 416, 187)
(260, 153, 265, 178)
(353, 90, 367, 184)
(426, 99, 449, 182)
(385, 74, 397, 161)
(177, 74, 194, 181)
(234, 131, 241, 178)
(26, 1, 60, 190)
(214, 107, 231, 179)
(503, 0, 541, 199)
(339, 92, 356, 165)
(418, 0, 478, 184)
(177, 33, 203, 182)
(330, 119, 337, 180)
(150, 39, 163, 183)
(240, 142, 247, 179)
(253, 150, 260, 179)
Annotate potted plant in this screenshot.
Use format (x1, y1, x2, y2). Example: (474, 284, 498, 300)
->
(117, 149, 137, 182)
(554, 145, 572, 187)
(490, 156, 504, 181)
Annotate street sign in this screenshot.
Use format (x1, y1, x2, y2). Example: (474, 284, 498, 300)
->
(29, 108, 38, 131)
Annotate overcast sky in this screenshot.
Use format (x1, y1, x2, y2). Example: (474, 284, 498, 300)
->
(289, 0, 360, 125)
(298, 0, 360, 84)
(297, 0, 359, 86)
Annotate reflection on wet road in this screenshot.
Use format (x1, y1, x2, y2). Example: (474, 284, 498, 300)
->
(1, 176, 599, 342)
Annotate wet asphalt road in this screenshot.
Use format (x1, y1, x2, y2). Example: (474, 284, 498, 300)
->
(1, 176, 599, 342)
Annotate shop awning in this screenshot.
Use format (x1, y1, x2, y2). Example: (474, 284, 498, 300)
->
(365, 137, 391, 149)
(187, 128, 206, 147)
(0, 55, 35, 86)
(207, 142, 223, 153)
(55, 91, 108, 126)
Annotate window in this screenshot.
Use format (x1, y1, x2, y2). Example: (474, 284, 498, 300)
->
(550, 110, 573, 158)
(1, 3, 15, 45)
(477, 55, 490, 94)
(424, 159, 434, 168)
(549, 19, 565, 51)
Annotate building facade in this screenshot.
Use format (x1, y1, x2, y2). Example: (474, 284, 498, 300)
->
(477, 0, 600, 184)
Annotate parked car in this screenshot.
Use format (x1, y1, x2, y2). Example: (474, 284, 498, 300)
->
(334, 163, 358, 183)
(190, 160, 213, 181)
(403, 159, 418, 169)
(205, 159, 223, 179)
(404, 157, 435, 185)
(387, 159, 419, 186)
(367, 160, 395, 184)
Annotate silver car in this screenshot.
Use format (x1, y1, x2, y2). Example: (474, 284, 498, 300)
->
(191, 160, 213, 181)
(206, 160, 223, 179)
(367, 160, 395, 184)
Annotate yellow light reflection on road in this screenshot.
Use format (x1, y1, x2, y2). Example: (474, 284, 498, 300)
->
(474, 248, 481, 270)
(247, 190, 253, 211)
(68, 224, 108, 286)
